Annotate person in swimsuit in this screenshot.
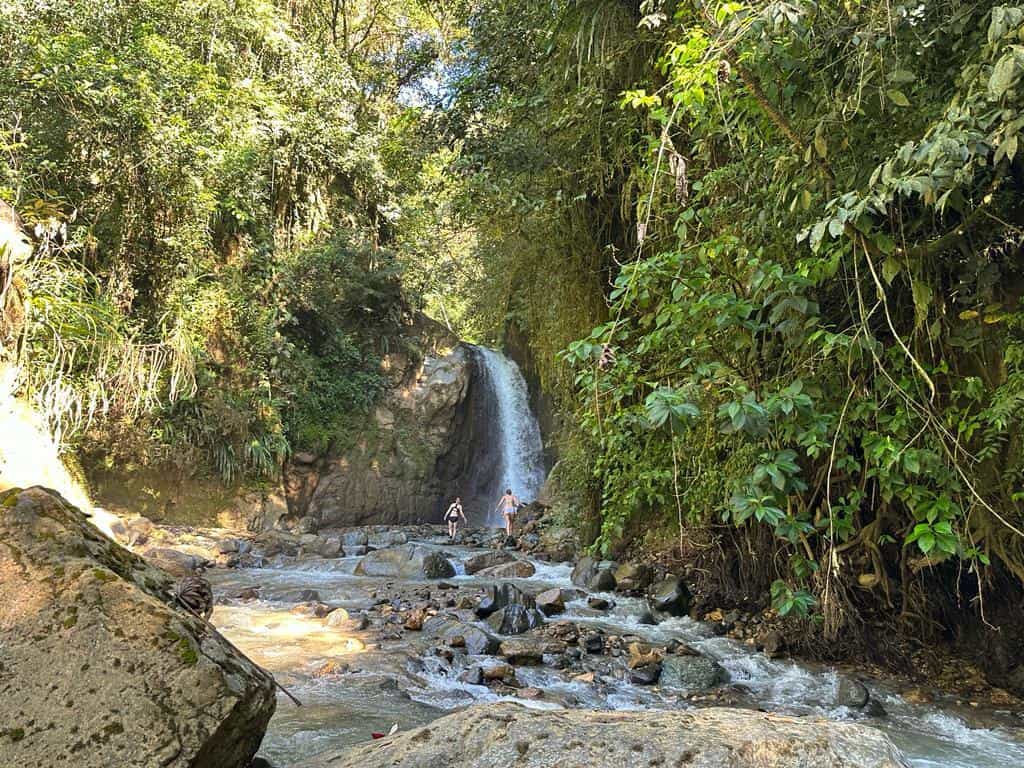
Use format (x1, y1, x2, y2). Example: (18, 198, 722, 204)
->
(494, 488, 520, 536)
(444, 496, 466, 540)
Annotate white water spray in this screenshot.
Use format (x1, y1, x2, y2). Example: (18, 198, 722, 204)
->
(476, 347, 546, 525)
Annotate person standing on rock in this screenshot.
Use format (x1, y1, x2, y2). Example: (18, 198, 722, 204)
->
(445, 496, 466, 540)
(495, 488, 520, 537)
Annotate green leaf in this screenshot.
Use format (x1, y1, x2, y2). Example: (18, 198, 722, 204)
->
(882, 257, 901, 285)
(886, 89, 910, 107)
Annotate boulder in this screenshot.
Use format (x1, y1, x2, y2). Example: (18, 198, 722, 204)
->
(341, 530, 369, 548)
(422, 615, 500, 655)
(758, 629, 786, 659)
(497, 637, 566, 664)
(476, 559, 536, 579)
(475, 583, 535, 618)
(367, 530, 409, 547)
(486, 604, 545, 635)
(535, 588, 571, 616)
(464, 550, 517, 574)
(629, 662, 662, 685)
(295, 702, 909, 768)
(613, 562, 653, 592)
(141, 547, 204, 577)
(571, 556, 617, 592)
(354, 544, 455, 579)
(0, 487, 276, 768)
(650, 575, 691, 616)
(660, 655, 728, 693)
(325, 609, 369, 631)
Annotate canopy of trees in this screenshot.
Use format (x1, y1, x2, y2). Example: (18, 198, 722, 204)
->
(4, 0, 1024, 651)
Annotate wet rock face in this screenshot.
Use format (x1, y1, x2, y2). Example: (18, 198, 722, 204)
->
(293, 324, 505, 528)
(354, 544, 455, 579)
(0, 486, 276, 768)
(296, 702, 910, 768)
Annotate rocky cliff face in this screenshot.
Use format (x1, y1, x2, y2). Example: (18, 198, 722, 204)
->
(283, 320, 501, 528)
(87, 316, 511, 530)
(0, 486, 276, 767)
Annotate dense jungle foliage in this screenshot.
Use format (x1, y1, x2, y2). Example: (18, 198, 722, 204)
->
(0, 0, 468, 481)
(4, 0, 1024, 651)
(450, 0, 1024, 648)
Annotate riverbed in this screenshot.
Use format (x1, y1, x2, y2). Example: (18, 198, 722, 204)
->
(207, 530, 1024, 767)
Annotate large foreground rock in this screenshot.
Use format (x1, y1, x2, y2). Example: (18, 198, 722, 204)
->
(296, 702, 908, 767)
(354, 544, 455, 579)
(0, 487, 276, 767)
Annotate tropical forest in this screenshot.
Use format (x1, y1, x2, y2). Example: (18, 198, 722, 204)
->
(1, 1, 1024, 767)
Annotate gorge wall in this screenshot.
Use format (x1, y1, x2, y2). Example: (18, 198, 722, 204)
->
(88, 317, 543, 530)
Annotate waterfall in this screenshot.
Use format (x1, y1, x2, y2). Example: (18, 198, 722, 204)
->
(474, 347, 546, 525)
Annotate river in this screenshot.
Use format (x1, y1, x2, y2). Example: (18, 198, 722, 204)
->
(207, 532, 1024, 768)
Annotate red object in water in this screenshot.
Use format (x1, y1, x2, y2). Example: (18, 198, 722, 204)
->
(371, 732, 386, 739)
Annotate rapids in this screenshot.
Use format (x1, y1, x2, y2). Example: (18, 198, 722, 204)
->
(207, 535, 1024, 767)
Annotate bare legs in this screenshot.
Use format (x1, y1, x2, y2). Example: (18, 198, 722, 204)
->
(447, 519, 458, 539)
(503, 512, 513, 537)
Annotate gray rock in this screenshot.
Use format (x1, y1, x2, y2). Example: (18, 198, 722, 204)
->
(660, 655, 727, 693)
(475, 559, 536, 579)
(367, 530, 409, 547)
(475, 583, 534, 618)
(650, 575, 691, 616)
(571, 556, 618, 592)
(498, 637, 566, 664)
(142, 547, 203, 577)
(486, 604, 545, 635)
(613, 562, 653, 592)
(464, 550, 517, 574)
(354, 544, 455, 579)
(422, 615, 499, 655)
(342, 530, 369, 548)
(535, 588, 571, 616)
(294, 702, 909, 768)
(459, 666, 484, 685)
(0, 487, 276, 768)
(629, 662, 662, 685)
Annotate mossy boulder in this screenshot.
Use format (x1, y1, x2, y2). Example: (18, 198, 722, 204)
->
(0, 486, 276, 768)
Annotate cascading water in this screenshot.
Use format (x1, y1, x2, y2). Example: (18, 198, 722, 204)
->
(474, 347, 546, 524)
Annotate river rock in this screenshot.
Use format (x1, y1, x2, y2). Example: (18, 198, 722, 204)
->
(367, 530, 409, 547)
(0, 486, 276, 768)
(464, 550, 517, 574)
(650, 575, 691, 616)
(629, 662, 662, 685)
(342, 530, 369, 547)
(834, 678, 886, 717)
(498, 637, 566, 664)
(475, 583, 534, 618)
(613, 562, 653, 592)
(295, 702, 909, 768)
(571, 556, 618, 591)
(486, 604, 545, 635)
(354, 544, 455, 579)
(459, 666, 484, 685)
(141, 546, 206, 577)
(535, 587, 571, 616)
(422, 614, 500, 655)
(325, 609, 369, 631)
(660, 655, 728, 692)
(476, 559, 536, 579)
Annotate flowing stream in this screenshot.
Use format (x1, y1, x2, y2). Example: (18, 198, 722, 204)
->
(208, 542, 1024, 768)
(474, 347, 546, 524)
